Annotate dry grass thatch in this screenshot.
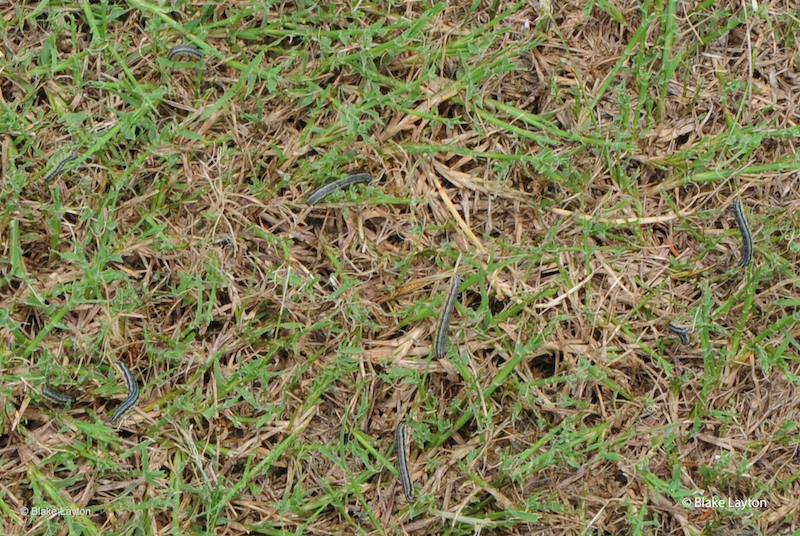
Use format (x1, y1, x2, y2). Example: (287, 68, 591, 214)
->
(2, 0, 800, 534)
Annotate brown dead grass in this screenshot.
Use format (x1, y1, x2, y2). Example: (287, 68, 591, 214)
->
(2, 0, 800, 535)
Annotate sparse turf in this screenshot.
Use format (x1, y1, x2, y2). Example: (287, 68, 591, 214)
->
(2, 1, 800, 535)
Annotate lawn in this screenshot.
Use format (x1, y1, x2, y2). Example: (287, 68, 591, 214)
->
(2, 1, 800, 535)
